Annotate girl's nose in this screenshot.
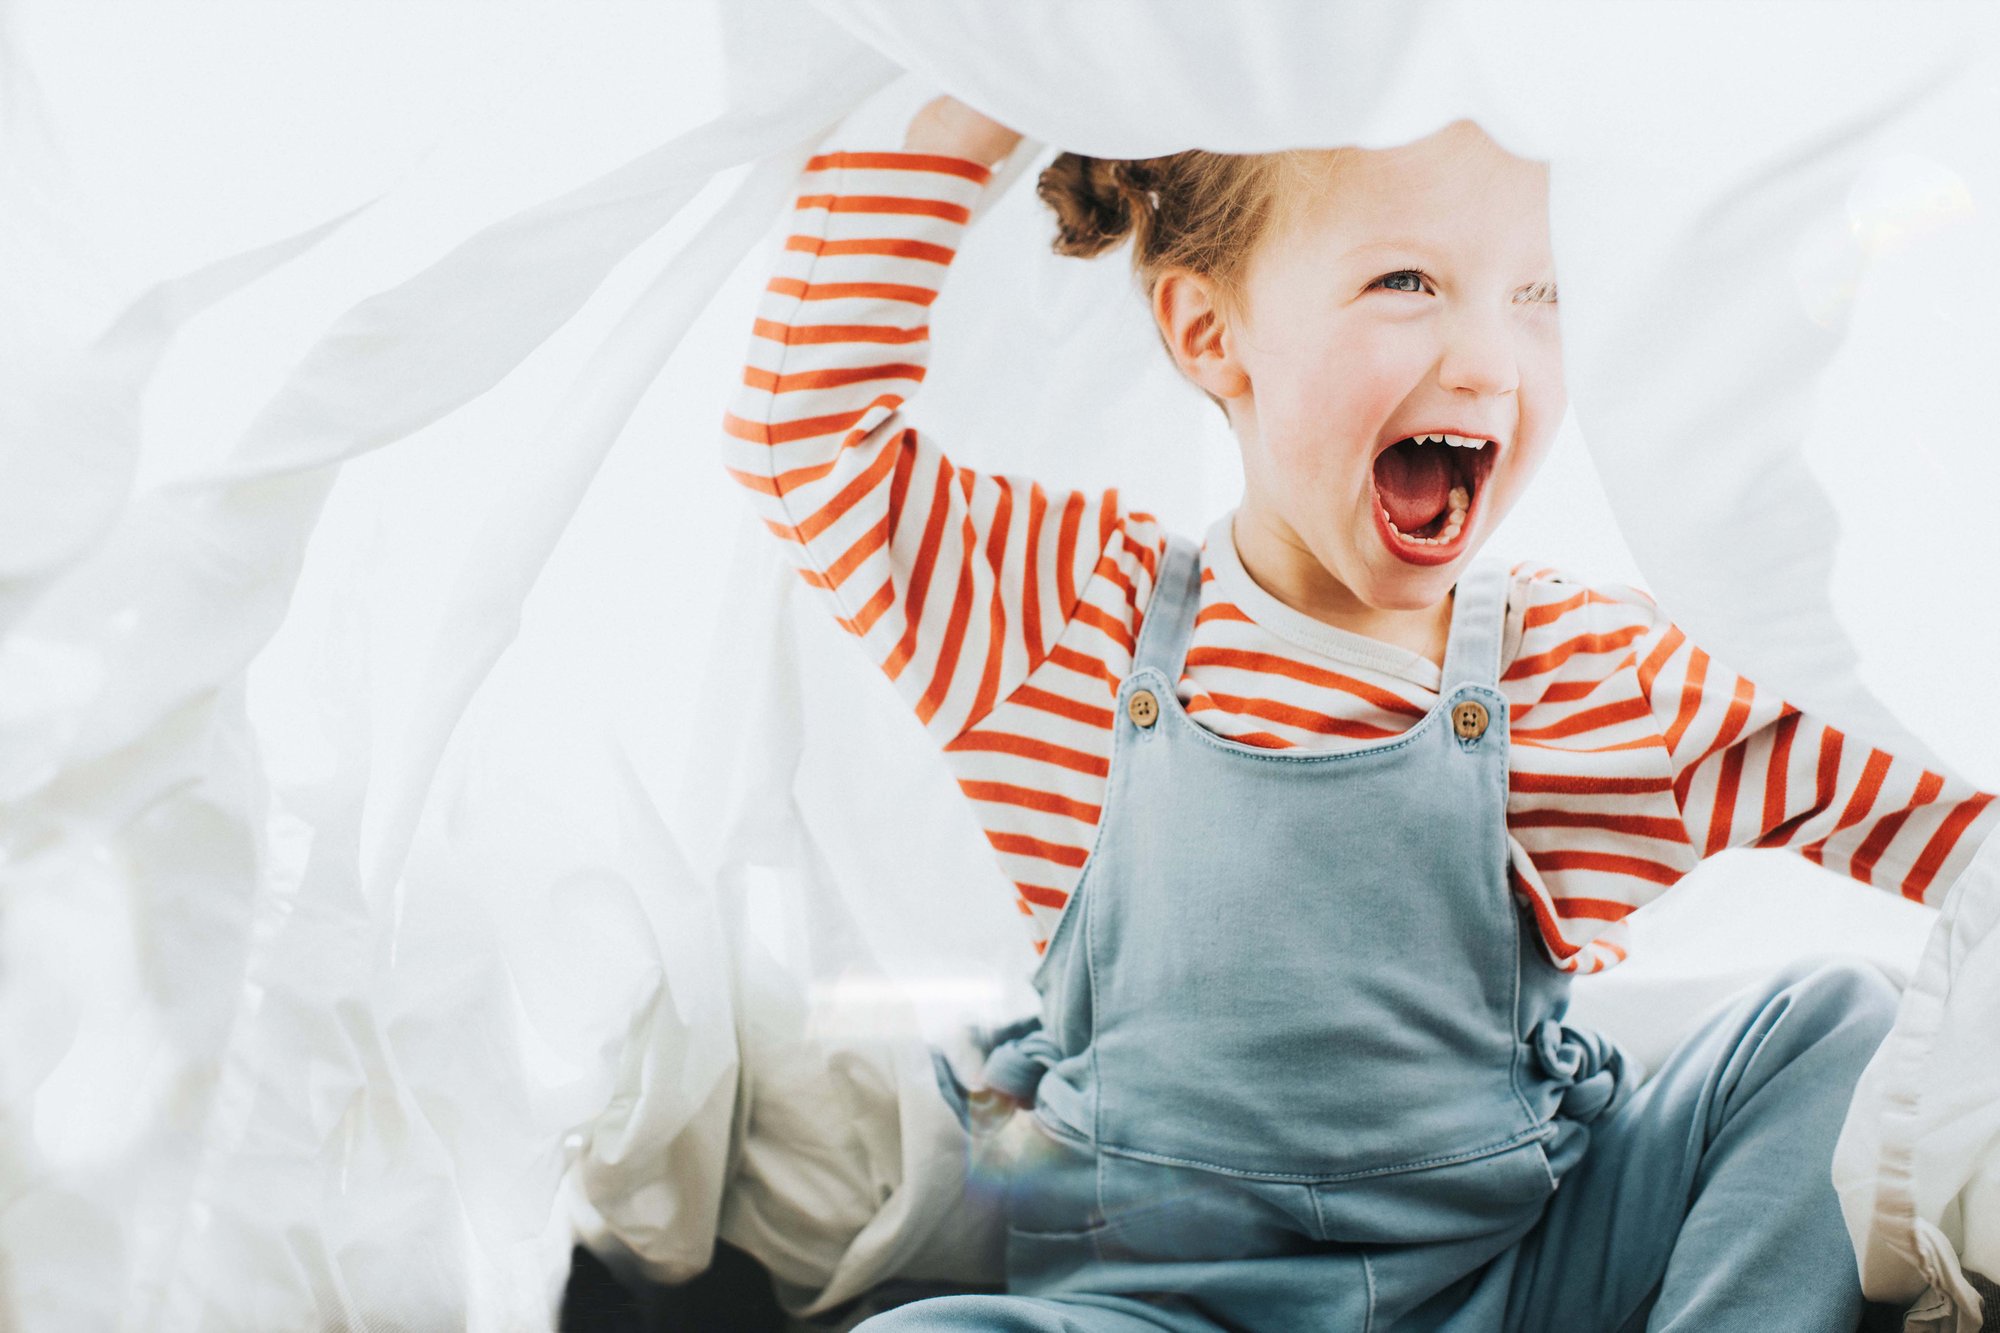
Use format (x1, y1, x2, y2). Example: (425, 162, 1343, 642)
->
(1437, 305, 1521, 398)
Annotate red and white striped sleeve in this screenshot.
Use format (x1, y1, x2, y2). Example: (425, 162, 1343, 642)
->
(1630, 596, 1999, 907)
(721, 149, 1132, 744)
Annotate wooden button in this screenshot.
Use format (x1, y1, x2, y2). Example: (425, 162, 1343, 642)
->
(1128, 688, 1160, 728)
(1452, 699, 1490, 740)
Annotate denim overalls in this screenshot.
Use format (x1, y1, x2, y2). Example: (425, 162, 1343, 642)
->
(870, 531, 1904, 1332)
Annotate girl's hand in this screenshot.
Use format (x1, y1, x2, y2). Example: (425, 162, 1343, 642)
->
(903, 94, 1022, 167)
(964, 1084, 1027, 1133)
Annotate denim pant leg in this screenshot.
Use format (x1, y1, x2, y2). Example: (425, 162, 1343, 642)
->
(853, 1290, 1222, 1331)
(1499, 957, 1902, 1333)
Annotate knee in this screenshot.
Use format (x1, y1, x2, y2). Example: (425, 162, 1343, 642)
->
(1768, 956, 1902, 1050)
(852, 1299, 966, 1331)
(852, 1299, 952, 1331)
(851, 1294, 1068, 1332)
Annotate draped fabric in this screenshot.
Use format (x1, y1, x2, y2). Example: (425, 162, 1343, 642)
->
(2, 2, 1995, 1329)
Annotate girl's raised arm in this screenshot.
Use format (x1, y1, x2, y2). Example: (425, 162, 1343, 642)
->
(1634, 601, 1997, 906)
(1498, 572, 1996, 975)
(720, 101, 1143, 744)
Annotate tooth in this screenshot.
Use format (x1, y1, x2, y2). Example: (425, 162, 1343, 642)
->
(1448, 485, 1469, 511)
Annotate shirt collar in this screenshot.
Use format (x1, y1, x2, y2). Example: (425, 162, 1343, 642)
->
(1200, 509, 1445, 692)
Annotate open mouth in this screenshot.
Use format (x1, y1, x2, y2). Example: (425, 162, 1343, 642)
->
(1370, 433, 1498, 560)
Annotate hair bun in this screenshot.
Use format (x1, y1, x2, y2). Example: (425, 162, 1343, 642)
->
(1036, 153, 1153, 259)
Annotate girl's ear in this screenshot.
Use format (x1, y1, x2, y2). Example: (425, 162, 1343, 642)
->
(1153, 268, 1252, 404)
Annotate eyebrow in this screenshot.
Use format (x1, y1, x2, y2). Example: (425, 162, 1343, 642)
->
(1343, 240, 1433, 257)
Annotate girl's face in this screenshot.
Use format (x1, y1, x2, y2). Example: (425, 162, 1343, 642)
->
(1199, 120, 1565, 614)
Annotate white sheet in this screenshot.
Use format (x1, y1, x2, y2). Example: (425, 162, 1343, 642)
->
(2, 3, 1994, 1329)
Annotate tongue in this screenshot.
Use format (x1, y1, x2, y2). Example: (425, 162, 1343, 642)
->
(1373, 439, 1452, 532)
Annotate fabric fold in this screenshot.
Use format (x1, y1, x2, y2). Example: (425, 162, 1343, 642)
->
(6, 4, 1997, 1329)
(1528, 1017, 1640, 1127)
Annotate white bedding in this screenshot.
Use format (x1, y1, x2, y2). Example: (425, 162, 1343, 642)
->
(2, 3, 1995, 1329)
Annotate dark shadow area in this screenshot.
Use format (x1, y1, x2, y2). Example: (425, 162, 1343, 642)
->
(559, 1242, 1006, 1332)
(559, 1241, 1988, 1332)
(560, 1242, 787, 1333)
(1976, 1269, 2000, 1333)
(1859, 1298, 1908, 1333)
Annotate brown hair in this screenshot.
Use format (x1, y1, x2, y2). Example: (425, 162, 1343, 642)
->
(1035, 148, 1337, 415)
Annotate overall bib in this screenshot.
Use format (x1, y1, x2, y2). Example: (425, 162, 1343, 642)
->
(880, 532, 1903, 1332)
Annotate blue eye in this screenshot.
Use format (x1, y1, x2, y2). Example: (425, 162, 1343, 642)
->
(1373, 269, 1430, 293)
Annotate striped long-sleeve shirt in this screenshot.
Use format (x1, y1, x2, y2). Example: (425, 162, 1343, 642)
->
(721, 148, 1999, 976)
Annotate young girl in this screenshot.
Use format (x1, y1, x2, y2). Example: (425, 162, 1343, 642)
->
(720, 94, 1997, 1331)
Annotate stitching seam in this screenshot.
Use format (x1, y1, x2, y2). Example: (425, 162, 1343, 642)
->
(1090, 1125, 1548, 1183)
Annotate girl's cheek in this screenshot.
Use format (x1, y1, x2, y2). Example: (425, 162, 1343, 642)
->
(1314, 347, 1409, 419)
(1531, 328, 1566, 392)
(1265, 427, 1341, 497)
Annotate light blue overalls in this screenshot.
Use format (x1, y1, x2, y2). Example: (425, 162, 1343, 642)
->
(865, 532, 1905, 1332)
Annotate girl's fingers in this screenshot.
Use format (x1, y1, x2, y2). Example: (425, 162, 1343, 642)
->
(904, 94, 1023, 164)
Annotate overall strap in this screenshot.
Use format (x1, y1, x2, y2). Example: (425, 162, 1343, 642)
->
(1133, 530, 1204, 681)
(1439, 557, 1511, 691)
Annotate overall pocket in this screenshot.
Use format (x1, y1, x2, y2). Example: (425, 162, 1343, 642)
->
(1309, 1133, 1558, 1245)
(1092, 1149, 1323, 1264)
